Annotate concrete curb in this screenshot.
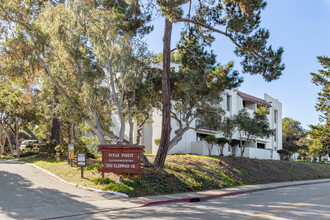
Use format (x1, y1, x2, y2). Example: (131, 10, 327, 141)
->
(140, 179, 330, 207)
(140, 191, 246, 207)
(1, 159, 129, 198)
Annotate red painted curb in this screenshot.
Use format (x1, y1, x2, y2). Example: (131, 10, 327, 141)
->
(140, 190, 246, 207)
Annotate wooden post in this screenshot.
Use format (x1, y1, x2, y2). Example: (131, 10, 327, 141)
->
(81, 167, 84, 178)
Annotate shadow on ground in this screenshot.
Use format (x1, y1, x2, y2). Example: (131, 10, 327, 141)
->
(0, 160, 100, 219)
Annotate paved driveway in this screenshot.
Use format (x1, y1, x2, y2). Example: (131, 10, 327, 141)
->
(0, 160, 133, 219)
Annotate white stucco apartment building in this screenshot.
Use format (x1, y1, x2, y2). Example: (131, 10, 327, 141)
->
(140, 89, 283, 160)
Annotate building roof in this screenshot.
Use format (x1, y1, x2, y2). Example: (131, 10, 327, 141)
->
(237, 91, 272, 107)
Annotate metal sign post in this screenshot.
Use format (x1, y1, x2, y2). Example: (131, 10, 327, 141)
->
(77, 153, 86, 178)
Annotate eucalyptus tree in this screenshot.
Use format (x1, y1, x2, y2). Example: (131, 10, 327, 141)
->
(77, 0, 153, 144)
(154, 0, 285, 169)
(0, 0, 153, 154)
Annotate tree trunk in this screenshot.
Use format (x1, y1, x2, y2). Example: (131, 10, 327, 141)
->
(219, 144, 224, 156)
(14, 117, 20, 157)
(154, 18, 172, 170)
(0, 126, 5, 154)
(107, 56, 125, 143)
(84, 118, 107, 145)
(128, 104, 134, 144)
(141, 153, 152, 167)
(1, 124, 13, 153)
(50, 87, 62, 144)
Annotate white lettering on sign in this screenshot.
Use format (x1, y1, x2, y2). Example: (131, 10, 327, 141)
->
(131, 164, 135, 168)
(106, 164, 113, 168)
(108, 159, 133, 163)
(108, 153, 120, 157)
(121, 153, 134, 158)
(113, 164, 130, 168)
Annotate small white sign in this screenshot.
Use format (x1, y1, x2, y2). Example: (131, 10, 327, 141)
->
(77, 153, 86, 167)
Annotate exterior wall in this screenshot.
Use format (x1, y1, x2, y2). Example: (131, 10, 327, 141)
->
(191, 141, 280, 160)
(264, 94, 283, 151)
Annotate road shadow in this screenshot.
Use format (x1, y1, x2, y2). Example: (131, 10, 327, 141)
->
(0, 160, 101, 219)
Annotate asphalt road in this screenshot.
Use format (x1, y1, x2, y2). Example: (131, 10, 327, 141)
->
(84, 182, 330, 220)
(1, 159, 330, 220)
(0, 160, 134, 220)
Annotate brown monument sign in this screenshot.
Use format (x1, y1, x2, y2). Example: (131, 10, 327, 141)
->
(98, 144, 144, 178)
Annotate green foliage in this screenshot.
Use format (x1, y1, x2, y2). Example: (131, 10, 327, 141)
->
(310, 56, 330, 122)
(282, 117, 306, 153)
(228, 139, 240, 157)
(205, 136, 217, 156)
(154, 138, 161, 145)
(73, 139, 98, 159)
(103, 182, 134, 194)
(55, 143, 68, 154)
(234, 108, 274, 157)
(102, 179, 146, 194)
(277, 149, 291, 161)
(122, 179, 147, 189)
(217, 137, 229, 144)
(158, 0, 285, 81)
(308, 124, 330, 160)
(19, 151, 39, 158)
(308, 56, 329, 161)
(93, 177, 114, 185)
(85, 163, 102, 171)
(205, 136, 217, 144)
(34, 140, 57, 154)
(255, 105, 269, 115)
(218, 117, 236, 140)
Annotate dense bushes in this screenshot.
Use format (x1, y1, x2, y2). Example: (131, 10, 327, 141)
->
(277, 149, 292, 160)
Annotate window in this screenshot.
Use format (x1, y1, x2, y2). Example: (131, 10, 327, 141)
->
(226, 95, 231, 111)
(274, 129, 277, 142)
(196, 133, 209, 141)
(243, 100, 246, 108)
(274, 110, 278, 124)
(257, 143, 265, 149)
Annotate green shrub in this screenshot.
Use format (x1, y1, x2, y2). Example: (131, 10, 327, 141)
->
(55, 143, 68, 153)
(19, 151, 39, 157)
(277, 149, 292, 160)
(122, 179, 147, 189)
(103, 182, 134, 194)
(205, 136, 217, 144)
(101, 178, 147, 195)
(85, 163, 102, 171)
(216, 137, 229, 144)
(34, 140, 57, 153)
(72, 139, 98, 159)
(93, 177, 114, 185)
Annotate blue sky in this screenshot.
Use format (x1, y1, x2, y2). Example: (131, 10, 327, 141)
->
(143, 0, 330, 130)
